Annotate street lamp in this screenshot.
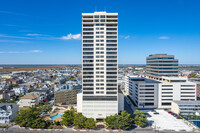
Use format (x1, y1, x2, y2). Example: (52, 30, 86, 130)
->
(157, 126, 160, 133)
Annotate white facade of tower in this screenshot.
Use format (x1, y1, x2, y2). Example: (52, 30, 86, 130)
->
(79, 12, 119, 119)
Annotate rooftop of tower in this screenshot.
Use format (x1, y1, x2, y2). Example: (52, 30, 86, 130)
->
(82, 11, 118, 15)
(147, 54, 176, 58)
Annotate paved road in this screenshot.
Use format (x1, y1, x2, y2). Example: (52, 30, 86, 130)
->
(2, 128, 200, 133)
(124, 96, 134, 118)
(1, 125, 200, 133)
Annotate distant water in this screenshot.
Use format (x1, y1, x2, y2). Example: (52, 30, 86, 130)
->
(0, 64, 81, 68)
(191, 120, 200, 127)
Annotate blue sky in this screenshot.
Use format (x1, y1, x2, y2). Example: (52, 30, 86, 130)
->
(0, 0, 200, 64)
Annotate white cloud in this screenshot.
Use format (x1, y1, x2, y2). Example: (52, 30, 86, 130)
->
(159, 36, 169, 39)
(124, 35, 130, 39)
(120, 35, 130, 39)
(0, 11, 27, 16)
(29, 50, 42, 53)
(3, 24, 25, 28)
(0, 51, 25, 54)
(0, 50, 42, 54)
(0, 34, 31, 39)
(0, 34, 54, 40)
(0, 33, 82, 42)
(0, 40, 29, 43)
(61, 33, 81, 40)
(26, 33, 48, 37)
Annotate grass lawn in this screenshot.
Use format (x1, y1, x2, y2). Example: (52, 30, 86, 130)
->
(181, 115, 200, 120)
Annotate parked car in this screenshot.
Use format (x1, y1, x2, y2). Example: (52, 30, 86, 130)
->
(177, 116, 182, 119)
(174, 114, 179, 117)
(145, 113, 152, 117)
(183, 116, 188, 120)
(168, 111, 173, 114)
(154, 112, 159, 115)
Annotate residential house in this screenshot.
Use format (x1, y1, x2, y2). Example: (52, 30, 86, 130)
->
(0, 90, 15, 101)
(18, 94, 39, 107)
(30, 89, 49, 103)
(13, 86, 28, 95)
(0, 103, 19, 123)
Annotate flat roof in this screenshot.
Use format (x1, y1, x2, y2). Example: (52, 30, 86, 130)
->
(129, 76, 161, 83)
(82, 12, 118, 15)
(145, 79, 161, 83)
(173, 100, 200, 105)
(161, 76, 187, 80)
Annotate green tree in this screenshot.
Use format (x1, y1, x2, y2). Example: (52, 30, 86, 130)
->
(0, 99, 7, 103)
(190, 73, 197, 78)
(18, 93, 24, 98)
(118, 111, 132, 129)
(73, 113, 87, 129)
(48, 125, 53, 129)
(54, 121, 60, 125)
(104, 114, 120, 129)
(8, 99, 16, 103)
(61, 109, 76, 126)
(133, 109, 147, 127)
(38, 102, 53, 114)
(15, 107, 46, 128)
(12, 83, 19, 87)
(85, 118, 96, 129)
(28, 88, 35, 93)
(104, 111, 132, 129)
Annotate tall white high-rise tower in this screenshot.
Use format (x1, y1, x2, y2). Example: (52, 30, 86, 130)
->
(77, 12, 123, 119)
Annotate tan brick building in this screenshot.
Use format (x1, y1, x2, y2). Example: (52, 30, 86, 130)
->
(55, 89, 81, 105)
(196, 84, 200, 98)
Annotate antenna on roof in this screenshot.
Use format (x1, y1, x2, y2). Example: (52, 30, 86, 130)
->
(95, 6, 97, 12)
(104, 6, 106, 12)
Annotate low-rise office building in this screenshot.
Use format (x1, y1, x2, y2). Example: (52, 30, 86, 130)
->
(171, 101, 200, 115)
(158, 77, 196, 109)
(146, 54, 179, 79)
(125, 76, 196, 109)
(125, 76, 159, 109)
(188, 78, 200, 99)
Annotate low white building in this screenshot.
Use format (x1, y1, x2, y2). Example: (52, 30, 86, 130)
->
(158, 77, 196, 109)
(13, 86, 28, 95)
(125, 76, 159, 109)
(0, 103, 19, 123)
(125, 76, 196, 109)
(171, 101, 200, 115)
(18, 94, 39, 107)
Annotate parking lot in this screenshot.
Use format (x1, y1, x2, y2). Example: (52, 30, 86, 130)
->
(147, 110, 196, 132)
